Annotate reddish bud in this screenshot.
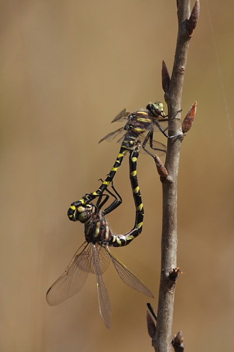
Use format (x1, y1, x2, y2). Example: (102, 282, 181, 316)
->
(182, 101, 197, 133)
(155, 154, 168, 178)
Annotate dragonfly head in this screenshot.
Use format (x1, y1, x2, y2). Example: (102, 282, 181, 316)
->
(67, 203, 95, 223)
(146, 102, 166, 118)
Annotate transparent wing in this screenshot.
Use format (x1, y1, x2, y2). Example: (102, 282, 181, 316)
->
(115, 133, 166, 156)
(92, 244, 112, 329)
(98, 108, 130, 143)
(99, 115, 167, 156)
(111, 108, 130, 123)
(99, 127, 125, 143)
(46, 242, 92, 306)
(106, 248, 154, 298)
(89, 243, 110, 274)
(47, 242, 112, 306)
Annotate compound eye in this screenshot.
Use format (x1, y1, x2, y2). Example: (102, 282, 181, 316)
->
(158, 102, 164, 110)
(78, 212, 89, 223)
(77, 204, 93, 223)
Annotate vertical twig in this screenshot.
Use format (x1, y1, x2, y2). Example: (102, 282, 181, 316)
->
(151, 1, 200, 351)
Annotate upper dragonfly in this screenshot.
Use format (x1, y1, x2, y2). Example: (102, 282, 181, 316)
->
(68, 102, 169, 222)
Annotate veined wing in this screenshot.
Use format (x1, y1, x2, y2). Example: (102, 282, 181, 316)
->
(88, 242, 110, 274)
(111, 108, 130, 123)
(99, 121, 167, 155)
(46, 242, 92, 306)
(115, 133, 166, 156)
(106, 247, 154, 298)
(92, 244, 112, 329)
(99, 127, 125, 143)
(98, 109, 130, 143)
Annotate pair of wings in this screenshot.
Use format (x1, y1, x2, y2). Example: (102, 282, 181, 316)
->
(46, 241, 153, 328)
(99, 108, 167, 155)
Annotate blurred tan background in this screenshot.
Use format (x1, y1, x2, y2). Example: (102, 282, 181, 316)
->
(1, 1, 234, 351)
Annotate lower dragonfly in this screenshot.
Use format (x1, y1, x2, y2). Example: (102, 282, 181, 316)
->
(46, 142, 153, 328)
(68, 101, 170, 222)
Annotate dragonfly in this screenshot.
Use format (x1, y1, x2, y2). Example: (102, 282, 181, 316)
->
(47, 143, 153, 328)
(68, 102, 169, 222)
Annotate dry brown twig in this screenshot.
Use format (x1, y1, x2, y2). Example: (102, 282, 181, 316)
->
(147, 1, 200, 351)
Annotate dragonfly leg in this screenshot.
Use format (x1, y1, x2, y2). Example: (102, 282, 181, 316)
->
(154, 119, 171, 138)
(96, 193, 110, 210)
(154, 109, 183, 138)
(142, 130, 166, 168)
(99, 178, 122, 216)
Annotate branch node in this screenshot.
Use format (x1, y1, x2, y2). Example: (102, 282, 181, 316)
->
(168, 267, 182, 283)
(172, 331, 185, 352)
(182, 101, 197, 133)
(162, 174, 173, 184)
(186, 0, 200, 37)
(154, 154, 168, 179)
(178, 66, 185, 74)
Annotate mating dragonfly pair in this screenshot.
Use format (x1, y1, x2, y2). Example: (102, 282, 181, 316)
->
(47, 102, 174, 328)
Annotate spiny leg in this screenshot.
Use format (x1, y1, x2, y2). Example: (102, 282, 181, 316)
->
(142, 129, 164, 166)
(96, 193, 110, 210)
(94, 177, 123, 215)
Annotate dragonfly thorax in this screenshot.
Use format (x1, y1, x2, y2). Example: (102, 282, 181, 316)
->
(84, 211, 112, 244)
(124, 114, 151, 138)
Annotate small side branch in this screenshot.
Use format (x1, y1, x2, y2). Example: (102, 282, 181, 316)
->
(172, 331, 185, 352)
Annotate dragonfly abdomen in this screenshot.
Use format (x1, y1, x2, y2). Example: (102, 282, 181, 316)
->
(108, 142, 144, 247)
